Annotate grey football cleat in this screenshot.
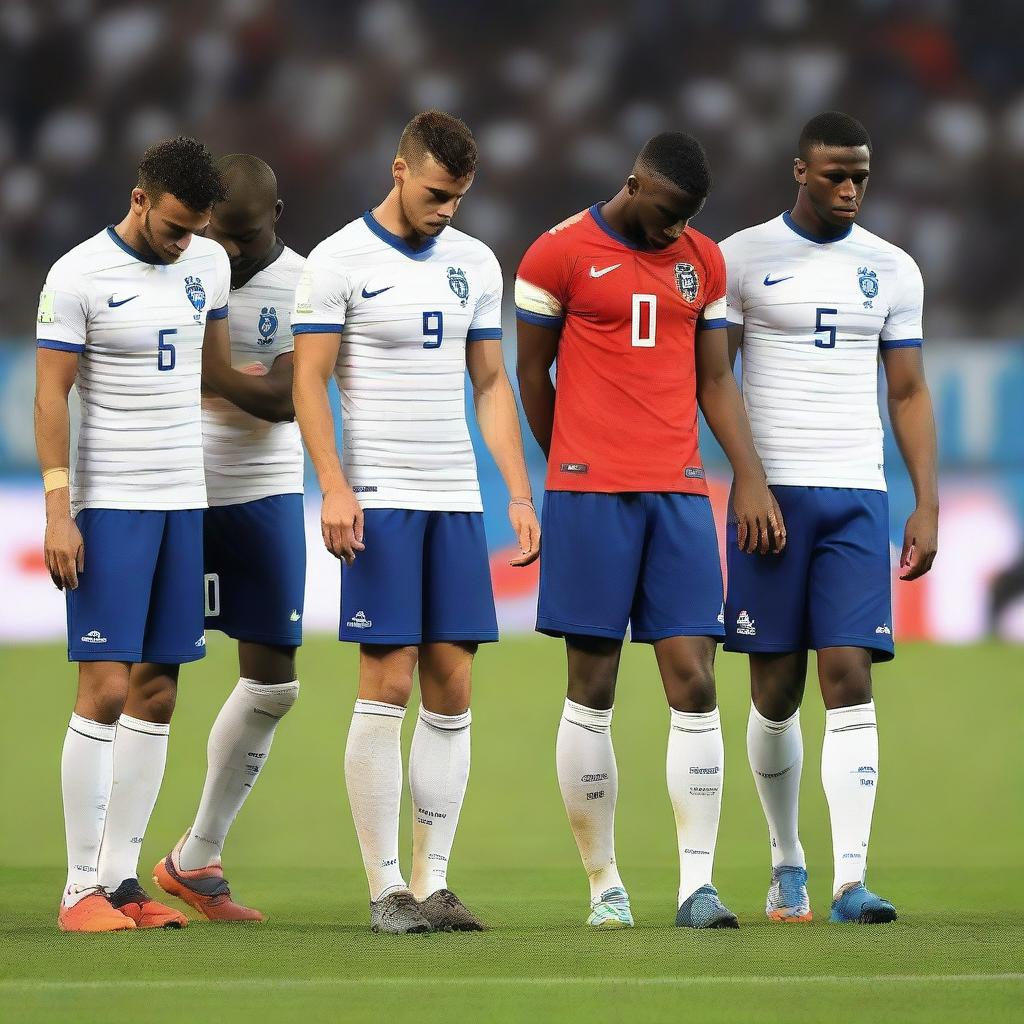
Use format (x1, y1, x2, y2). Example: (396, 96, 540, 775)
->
(417, 889, 487, 932)
(370, 889, 432, 934)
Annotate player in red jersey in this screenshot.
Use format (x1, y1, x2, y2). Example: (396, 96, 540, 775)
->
(516, 133, 784, 930)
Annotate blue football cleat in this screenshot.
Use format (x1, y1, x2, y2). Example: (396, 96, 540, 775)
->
(766, 865, 812, 922)
(829, 882, 897, 924)
(676, 884, 739, 929)
(586, 886, 634, 929)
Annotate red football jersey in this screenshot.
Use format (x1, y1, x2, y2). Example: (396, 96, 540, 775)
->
(515, 203, 728, 494)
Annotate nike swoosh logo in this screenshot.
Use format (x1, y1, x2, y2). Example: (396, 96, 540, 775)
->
(361, 285, 394, 299)
(107, 294, 139, 307)
(589, 264, 621, 278)
(763, 275, 794, 287)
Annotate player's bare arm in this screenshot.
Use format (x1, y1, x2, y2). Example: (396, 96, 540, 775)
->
(515, 319, 559, 458)
(467, 338, 540, 566)
(695, 324, 786, 555)
(34, 347, 83, 591)
(201, 315, 294, 422)
(726, 322, 743, 370)
(292, 330, 364, 564)
(882, 345, 938, 581)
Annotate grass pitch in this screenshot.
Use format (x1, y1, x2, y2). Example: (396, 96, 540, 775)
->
(0, 637, 1021, 1023)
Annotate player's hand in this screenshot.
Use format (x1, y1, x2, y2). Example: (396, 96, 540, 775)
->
(44, 514, 84, 591)
(321, 486, 365, 565)
(899, 504, 938, 581)
(507, 499, 540, 567)
(733, 475, 787, 555)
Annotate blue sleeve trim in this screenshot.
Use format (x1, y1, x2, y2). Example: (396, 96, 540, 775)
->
(37, 338, 84, 352)
(698, 317, 729, 331)
(207, 304, 229, 320)
(727, 319, 743, 328)
(292, 322, 344, 336)
(515, 307, 564, 329)
(467, 327, 502, 342)
(880, 338, 923, 350)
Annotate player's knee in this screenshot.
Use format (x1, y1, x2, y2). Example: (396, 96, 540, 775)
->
(75, 665, 129, 724)
(359, 645, 417, 708)
(665, 666, 717, 713)
(818, 652, 872, 709)
(134, 686, 177, 724)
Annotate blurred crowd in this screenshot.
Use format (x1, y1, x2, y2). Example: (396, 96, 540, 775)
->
(2, 0, 1023, 337)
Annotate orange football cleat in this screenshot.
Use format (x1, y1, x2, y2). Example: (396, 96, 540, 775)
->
(108, 878, 188, 929)
(58, 890, 136, 933)
(153, 834, 264, 923)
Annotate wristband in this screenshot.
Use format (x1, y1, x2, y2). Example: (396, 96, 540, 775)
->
(43, 468, 69, 493)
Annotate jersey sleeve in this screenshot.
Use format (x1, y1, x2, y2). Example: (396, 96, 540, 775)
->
(36, 258, 89, 353)
(717, 232, 745, 327)
(514, 229, 572, 330)
(276, 259, 305, 356)
(697, 240, 728, 329)
(207, 247, 230, 320)
(291, 249, 351, 336)
(879, 254, 924, 350)
(468, 251, 503, 341)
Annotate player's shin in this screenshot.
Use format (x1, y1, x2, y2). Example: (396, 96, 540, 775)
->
(556, 698, 624, 900)
(178, 678, 300, 871)
(821, 701, 879, 895)
(747, 704, 805, 868)
(61, 715, 115, 905)
(409, 708, 471, 901)
(667, 706, 724, 905)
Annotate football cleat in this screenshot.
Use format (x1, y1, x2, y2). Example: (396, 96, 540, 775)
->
(57, 889, 136, 933)
(153, 834, 264, 923)
(370, 889, 432, 934)
(417, 889, 486, 931)
(676, 884, 740, 929)
(108, 877, 188, 929)
(766, 865, 813, 922)
(586, 886, 634, 929)
(829, 882, 897, 924)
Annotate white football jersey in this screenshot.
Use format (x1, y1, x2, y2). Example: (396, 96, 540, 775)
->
(720, 212, 924, 491)
(37, 226, 230, 514)
(202, 245, 305, 506)
(291, 212, 504, 512)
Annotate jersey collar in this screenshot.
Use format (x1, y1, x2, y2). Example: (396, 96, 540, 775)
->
(105, 225, 164, 264)
(588, 202, 642, 250)
(782, 210, 852, 244)
(362, 210, 438, 261)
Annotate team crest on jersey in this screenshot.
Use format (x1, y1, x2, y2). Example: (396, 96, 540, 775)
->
(674, 263, 699, 302)
(185, 276, 206, 312)
(858, 266, 879, 299)
(447, 266, 469, 307)
(257, 306, 279, 345)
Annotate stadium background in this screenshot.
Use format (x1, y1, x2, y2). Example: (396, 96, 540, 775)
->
(0, 3, 1021, 1022)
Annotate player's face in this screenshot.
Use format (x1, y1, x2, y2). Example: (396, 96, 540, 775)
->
(395, 154, 474, 238)
(795, 145, 871, 227)
(205, 198, 283, 286)
(134, 190, 212, 264)
(627, 173, 705, 250)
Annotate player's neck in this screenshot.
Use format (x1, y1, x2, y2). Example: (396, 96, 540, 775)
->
(600, 188, 646, 248)
(373, 190, 431, 250)
(788, 198, 851, 242)
(112, 212, 161, 263)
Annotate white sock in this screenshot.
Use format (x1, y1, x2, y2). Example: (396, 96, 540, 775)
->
(409, 707, 471, 900)
(61, 714, 116, 906)
(822, 700, 879, 895)
(747, 704, 805, 869)
(345, 699, 408, 902)
(667, 706, 724, 906)
(556, 698, 623, 901)
(97, 714, 170, 889)
(178, 678, 300, 871)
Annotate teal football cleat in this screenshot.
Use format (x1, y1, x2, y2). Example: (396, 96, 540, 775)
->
(829, 882, 897, 924)
(766, 865, 813, 922)
(586, 886, 634, 929)
(676, 884, 739, 929)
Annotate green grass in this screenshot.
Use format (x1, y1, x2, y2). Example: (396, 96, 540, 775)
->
(0, 637, 1021, 1023)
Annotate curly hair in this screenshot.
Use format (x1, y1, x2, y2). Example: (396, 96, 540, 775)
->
(398, 110, 478, 180)
(636, 132, 712, 199)
(137, 136, 227, 211)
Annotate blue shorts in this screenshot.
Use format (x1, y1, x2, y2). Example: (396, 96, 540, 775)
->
(67, 508, 205, 664)
(724, 486, 894, 662)
(204, 493, 306, 647)
(537, 491, 726, 643)
(339, 509, 498, 646)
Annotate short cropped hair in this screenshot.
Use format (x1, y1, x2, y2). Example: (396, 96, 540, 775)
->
(137, 136, 227, 212)
(636, 132, 712, 199)
(798, 112, 872, 159)
(398, 110, 478, 179)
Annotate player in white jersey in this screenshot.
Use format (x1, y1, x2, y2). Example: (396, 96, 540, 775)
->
(719, 112, 938, 925)
(293, 111, 540, 933)
(154, 155, 306, 922)
(34, 137, 234, 932)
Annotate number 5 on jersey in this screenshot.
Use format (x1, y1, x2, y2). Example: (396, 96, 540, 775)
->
(158, 328, 177, 370)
